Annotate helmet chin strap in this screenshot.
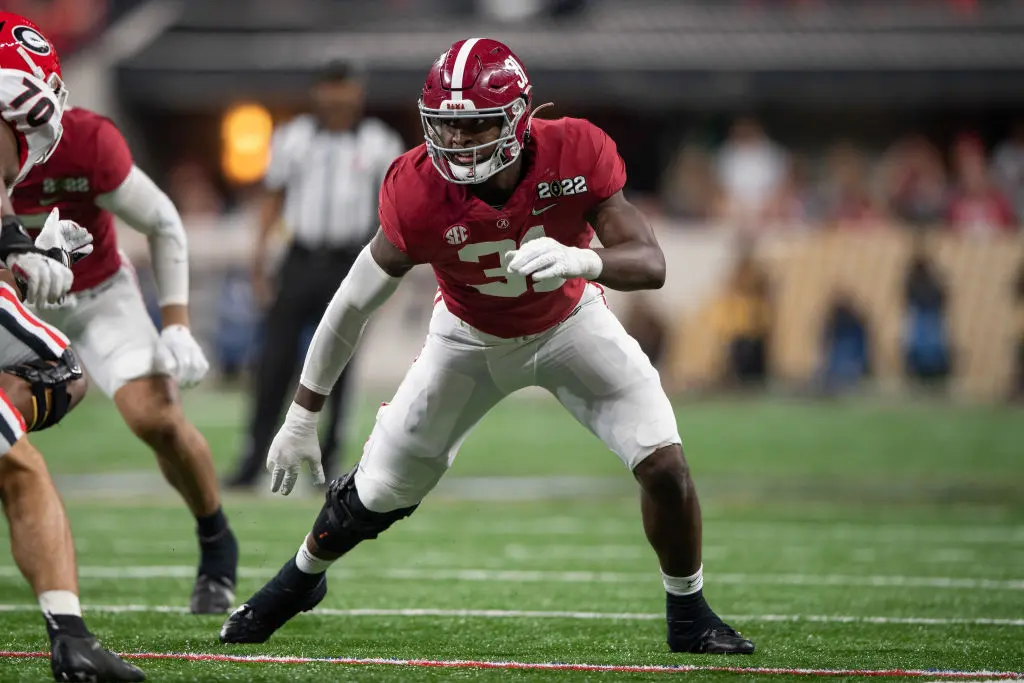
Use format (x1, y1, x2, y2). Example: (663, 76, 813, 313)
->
(526, 102, 554, 130)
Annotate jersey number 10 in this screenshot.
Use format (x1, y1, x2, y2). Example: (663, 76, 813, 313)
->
(458, 225, 565, 298)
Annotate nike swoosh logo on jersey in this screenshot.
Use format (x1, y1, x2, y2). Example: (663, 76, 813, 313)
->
(39, 196, 61, 206)
(531, 203, 557, 216)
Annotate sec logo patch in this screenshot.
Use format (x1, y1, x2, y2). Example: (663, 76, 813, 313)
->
(444, 225, 469, 245)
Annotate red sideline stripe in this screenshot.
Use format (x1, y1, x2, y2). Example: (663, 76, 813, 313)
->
(0, 388, 27, 432)
(0, 651, 1020, 679)
(0, 287, 67, 350)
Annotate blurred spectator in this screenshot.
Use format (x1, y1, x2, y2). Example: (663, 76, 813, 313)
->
(947, 133, 1016, 236)
(709, 244, 772, 387)
(992, 121, 1024, 223)
(166, 159, 225, 219)
(902, 251, 952, 385)
(762, 154, 817, 229)
(820, 141, 887, 229)
(660, 143, 719, 221)
(879, 134, 948, 229)
(714, 117, 788, 227)
(820, 293, 870, 394)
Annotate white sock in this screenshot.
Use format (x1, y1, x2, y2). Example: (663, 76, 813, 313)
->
(662, 564, 704, 596)
(295, 540, 334, 574)
(38, 590, 81, 617)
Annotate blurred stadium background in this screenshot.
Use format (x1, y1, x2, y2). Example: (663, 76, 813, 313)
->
(2, 1, 1023, 681)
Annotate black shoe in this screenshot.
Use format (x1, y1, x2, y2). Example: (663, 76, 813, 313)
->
(219, 570, 326, 644)
(50, 634, 146, 682)
(190, 574, 235, 614)
(667, 615, 756, 654)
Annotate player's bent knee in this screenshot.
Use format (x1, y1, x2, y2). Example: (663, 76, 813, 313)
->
(633, 444, 690, 492)
(2, 349, 86, 431)
(124, 408, 182, 449)
(116, 376, 186, 446)
(311, 469, 418, 556)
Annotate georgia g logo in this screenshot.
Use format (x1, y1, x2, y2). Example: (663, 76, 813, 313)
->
(13, 26, 51, 56)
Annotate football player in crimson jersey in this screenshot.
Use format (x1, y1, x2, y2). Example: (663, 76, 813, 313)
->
(11, 104, 240, 614)
(0, 12, 146, 682)
(221, 38, 755, 656)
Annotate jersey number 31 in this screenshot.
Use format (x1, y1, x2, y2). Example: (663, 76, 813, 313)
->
(458, 225, 564, 297)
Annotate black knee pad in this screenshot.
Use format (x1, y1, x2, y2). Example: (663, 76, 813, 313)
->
(3, 349, 83, 431)
(311, 468, 418, 556)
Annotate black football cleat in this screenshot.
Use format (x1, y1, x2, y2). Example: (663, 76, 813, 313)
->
(667, 616, 756, 655)
(50, 634, 146, 682)
(190, 574, 235, 614)
(219, 572, 326, 644)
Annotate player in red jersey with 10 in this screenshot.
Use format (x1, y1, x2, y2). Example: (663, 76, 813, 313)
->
(220, 38, 755, 656)
(12, 104, 239, 615)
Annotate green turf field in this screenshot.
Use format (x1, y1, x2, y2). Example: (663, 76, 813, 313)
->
(1, 390, 1022, 681)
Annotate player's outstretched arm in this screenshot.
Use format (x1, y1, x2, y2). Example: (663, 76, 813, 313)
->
(96, 166, 189, 314)
(586, 190, 666, 291)
(267, 229, 410, 495)
(294, 229, 411, 410)
(97, 165, 211, 387)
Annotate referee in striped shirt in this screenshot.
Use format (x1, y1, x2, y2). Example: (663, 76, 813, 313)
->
(227, 60, 404, 489)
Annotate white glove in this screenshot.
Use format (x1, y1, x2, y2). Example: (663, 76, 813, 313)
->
(267, 402, 326, 495)
(6, 208, 94, 307)
(36, 208, 94, 265)
(6, 251, 72, 307)
(506, 236, 603, 282)
(160, 324, 210, 388)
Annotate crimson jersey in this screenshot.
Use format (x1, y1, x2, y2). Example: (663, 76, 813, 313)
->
(12, 107, 132, 292)
(380, 117, 625, 338)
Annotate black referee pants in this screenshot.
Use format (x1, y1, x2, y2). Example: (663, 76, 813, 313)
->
(229, 243, 362, 487)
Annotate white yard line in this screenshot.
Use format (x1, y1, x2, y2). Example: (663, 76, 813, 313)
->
(0, 603, 1020, 626)
(0, 565, 1020, 589)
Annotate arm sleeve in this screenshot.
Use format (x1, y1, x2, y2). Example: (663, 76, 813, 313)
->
(263, 125, 293, 191)
(299, 245, 402, 394)
(95, 165, 189, 306)
(584, 122, 627, 202)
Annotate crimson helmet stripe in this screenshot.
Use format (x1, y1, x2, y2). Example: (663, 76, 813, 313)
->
(449, 37, 480, 101)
